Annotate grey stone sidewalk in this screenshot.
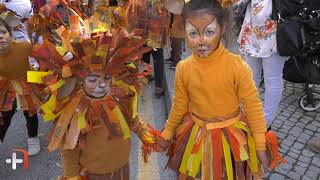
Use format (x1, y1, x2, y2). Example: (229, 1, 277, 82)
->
(163, 44, 320, 180)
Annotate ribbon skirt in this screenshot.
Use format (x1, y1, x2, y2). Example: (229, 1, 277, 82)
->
(0, 80, 40, 115)
(167, 114, 260, 180)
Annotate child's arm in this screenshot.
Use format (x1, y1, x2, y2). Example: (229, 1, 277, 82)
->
(236, 59, 267, 150)
(60, 148, 81, 178)
(162, 62, 190, 140)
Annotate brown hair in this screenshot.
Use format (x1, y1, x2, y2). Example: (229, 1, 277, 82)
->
(0, 18, 12, 35)
(182, 0, 233, 46)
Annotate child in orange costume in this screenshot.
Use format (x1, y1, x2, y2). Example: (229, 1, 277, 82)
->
(0, 13, 42, 156)
(161, 0, 285, 179)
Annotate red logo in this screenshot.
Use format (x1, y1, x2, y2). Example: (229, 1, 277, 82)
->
(5, 149, 29, 170)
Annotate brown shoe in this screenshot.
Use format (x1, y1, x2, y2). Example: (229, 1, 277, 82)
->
(308, 138, 320, 154)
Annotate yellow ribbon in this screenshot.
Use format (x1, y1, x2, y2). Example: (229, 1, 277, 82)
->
(77, 112, 86, 129)
(56, 46, 68, 56)
(49, 79, 65, 91)
(113, 105, 131, 139)
(222, 133, 234, 180)
(179, 124, 202, 177)
(27, 71, 54, 84)
(41, 92, 62, 121)
(234, 122, 258, 173)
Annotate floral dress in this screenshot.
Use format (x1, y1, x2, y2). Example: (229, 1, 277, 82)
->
(238, 0, 277, 57)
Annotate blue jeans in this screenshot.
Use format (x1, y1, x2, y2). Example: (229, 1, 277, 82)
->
(246, 53, 286, 125)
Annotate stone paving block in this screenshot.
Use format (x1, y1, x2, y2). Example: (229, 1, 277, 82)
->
(306, 124, 318, 131)
(305, 111, 317, 117)
(305, 169, 319, 179)
(290, 148, 301, 154)
(311, 121, 320, 127)
(297, 161, 309, 168)
(301, 176, 314, 180)
(283, 139, 294, 146)
(279, 115, 289, 121)
(282, 125, 292, 130)
(299, 155, 311, 163)
(309, 165, 320, 173)
(287, 171, 301, 180)
(289, 127, 303, 137)
(293, 142, 305, 150)
(279, 148, 288, 154)
(269, 174, 285, 180)
(299, 133, 311, 140)
(296, 122, 306, 128)
(315, 133, 320, 138)
(286, 135, 297, 142)
(297, 138, 307, 144)
(275, 164, 292, 175)
(284, 121, 296, 127)
(277, 131, 286, 139)
(293, 166, 307, 176)
(311, 157, 320, 167)
(285, 156, 296, 165)
(288, 117, 299, 123)
(288, 151, 299, 159)
(304, 129, 315, 136)
(292, 112, 303, 118)
(302, 149, 315, 158)
(273, 122, 282, 128)
(281, 144, 290, 150)
(282, 112, 292, 117)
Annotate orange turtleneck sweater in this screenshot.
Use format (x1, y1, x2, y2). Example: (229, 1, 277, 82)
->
(162, 43, 267, 150)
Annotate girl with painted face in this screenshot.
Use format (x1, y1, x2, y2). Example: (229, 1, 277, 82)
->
(161, 0, 284, 179)
(0, 19, 41, 156)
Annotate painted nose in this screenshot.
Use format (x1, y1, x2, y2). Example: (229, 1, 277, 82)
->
(99, 83, 106, 88)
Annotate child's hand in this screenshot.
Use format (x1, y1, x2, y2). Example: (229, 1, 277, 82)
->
(257, 150, 270, 173)
(153, 135, 170, 152)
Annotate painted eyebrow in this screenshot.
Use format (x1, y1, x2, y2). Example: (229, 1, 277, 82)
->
(203, 18, 216, 34)
(187, 21, 200, 35)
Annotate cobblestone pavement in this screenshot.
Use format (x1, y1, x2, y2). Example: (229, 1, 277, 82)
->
(265, 82, 320, 180)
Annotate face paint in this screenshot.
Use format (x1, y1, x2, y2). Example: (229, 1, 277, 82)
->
(185, 13, 221, 58)
(83, 72, 112, 98)
(0, 25, 11, 52)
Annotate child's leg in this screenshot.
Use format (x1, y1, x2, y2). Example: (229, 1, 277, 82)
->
(245, 56, 263, 88)
(23, 111, 38, 138)
(262, 53, 286, 125)
(0, 109, 16, 142)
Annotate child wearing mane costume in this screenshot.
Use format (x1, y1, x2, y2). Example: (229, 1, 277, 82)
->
(160, 0, 285, 179)
(27, 2, 167, 179)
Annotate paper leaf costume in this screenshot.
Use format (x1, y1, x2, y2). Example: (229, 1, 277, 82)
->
(27, 27, 163, 154)
(126, 0, 170, 48)
(0, 5, 42, 117)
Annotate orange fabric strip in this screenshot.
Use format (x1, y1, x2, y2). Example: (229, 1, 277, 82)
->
(191, 113, 241, 130)
(212, 129, 223, 180)
(227, 128, 241, 161)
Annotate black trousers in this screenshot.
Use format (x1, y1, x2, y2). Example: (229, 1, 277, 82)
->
(0, 101, 38, 141)
(143, 48, 164, 88)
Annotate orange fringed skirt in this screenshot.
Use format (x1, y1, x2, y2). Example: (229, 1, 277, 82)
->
(166, 113, 285, 180)
(0, 79, 40, 116)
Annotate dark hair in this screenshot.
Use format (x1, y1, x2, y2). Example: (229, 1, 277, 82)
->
(182, 0, 233, 47)
(0, 18, 12, 35)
